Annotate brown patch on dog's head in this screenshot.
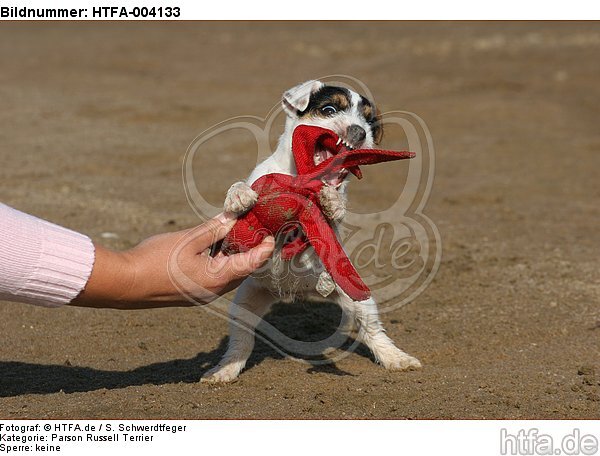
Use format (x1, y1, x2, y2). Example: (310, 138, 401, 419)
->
(299, 86, 352, 119)
(284, 81, 383, 146)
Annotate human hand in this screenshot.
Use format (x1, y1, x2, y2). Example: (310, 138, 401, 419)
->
(70, 213, 274, 309)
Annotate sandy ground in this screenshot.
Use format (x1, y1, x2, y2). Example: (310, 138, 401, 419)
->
(0, 22, 599, 419)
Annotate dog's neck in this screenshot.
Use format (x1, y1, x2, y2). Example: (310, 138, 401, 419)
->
(271, 118, 299, 175)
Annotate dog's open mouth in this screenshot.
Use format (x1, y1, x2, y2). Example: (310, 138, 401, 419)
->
(314, 135, 362, 188)
(292, 124, 415, 192)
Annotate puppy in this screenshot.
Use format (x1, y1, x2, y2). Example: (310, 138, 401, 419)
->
(202, 80, 421, 383)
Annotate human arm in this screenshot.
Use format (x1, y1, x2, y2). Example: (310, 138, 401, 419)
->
(0, 203, 274, 309)
(71, 215, 274, 309)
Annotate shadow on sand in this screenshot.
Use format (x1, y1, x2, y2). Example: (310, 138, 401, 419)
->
(1, 302, 374, 397)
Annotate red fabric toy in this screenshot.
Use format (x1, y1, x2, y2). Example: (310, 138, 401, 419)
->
(221, 125, 415, 301)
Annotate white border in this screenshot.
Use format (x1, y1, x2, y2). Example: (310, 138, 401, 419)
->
(1, 420, 599, 456)
(1, 0, 598, 20)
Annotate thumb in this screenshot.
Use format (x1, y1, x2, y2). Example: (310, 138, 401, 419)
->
(185, 212, 237, 253)
(220, 235, 275, 278)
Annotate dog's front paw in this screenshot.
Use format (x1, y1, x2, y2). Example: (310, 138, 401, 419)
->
(201, 362, 244, 384)
(319, 186, 346, 222)
(224, 181, 258, 215)
(378, 348, 422, 371)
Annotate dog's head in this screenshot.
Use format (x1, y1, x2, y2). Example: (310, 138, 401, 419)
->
(280, 80, 383, 186)
(282, 80, 383, 147)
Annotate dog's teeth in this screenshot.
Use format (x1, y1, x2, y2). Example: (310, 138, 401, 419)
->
(336, 138, 342, 146)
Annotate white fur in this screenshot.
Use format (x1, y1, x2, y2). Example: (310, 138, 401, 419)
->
(223, 181, 258, 215)
(202, 80, 420, 383)
(319, 185, 346, 222)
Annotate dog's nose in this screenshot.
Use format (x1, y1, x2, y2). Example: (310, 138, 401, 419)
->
(347, 124, 366, 146)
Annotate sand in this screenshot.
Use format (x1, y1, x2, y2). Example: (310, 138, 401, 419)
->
(0, 22, 599, 419)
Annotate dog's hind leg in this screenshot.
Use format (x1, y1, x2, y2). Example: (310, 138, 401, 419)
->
(335, 290, 422, 371)
(202, 278, 277, 383)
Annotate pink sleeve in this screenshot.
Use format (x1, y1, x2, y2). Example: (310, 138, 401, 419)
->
(0, 203, 95, 307)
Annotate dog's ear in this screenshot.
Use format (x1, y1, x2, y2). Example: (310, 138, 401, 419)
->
(282, 80, 323, 117)
(372, 107, 384, 145)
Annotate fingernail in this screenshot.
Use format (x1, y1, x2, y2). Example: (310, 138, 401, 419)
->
(259, 236, 275, 258)
(216, 212, 236, 224)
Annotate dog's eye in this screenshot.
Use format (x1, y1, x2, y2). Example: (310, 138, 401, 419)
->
(320, 105, 337, 116)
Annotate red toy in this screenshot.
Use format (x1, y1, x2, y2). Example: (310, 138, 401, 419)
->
(221, 125, 415, 301)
